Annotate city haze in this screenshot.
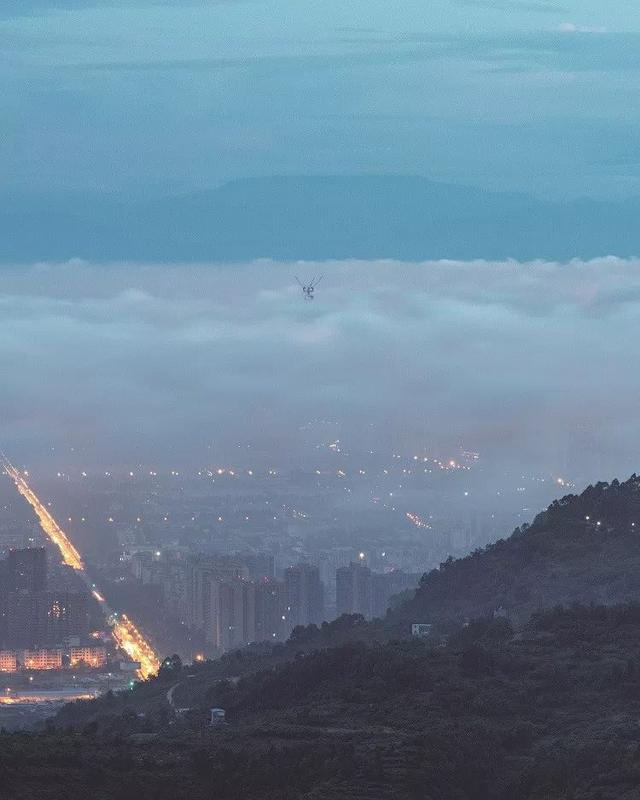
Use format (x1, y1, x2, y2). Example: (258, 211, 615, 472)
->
(1, 257, 639, 485)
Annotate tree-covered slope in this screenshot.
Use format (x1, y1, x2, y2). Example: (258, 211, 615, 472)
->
(397, 476, 640, 626)
(5, 606, 640, 798)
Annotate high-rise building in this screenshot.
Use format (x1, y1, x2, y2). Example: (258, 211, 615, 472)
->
(243, 553, 276, 581)
(5, 591, 49, 648)
(371, 571, 421, 618)
(4, 591, 90, 649)
(336, 562, 373, 619)
(255, 578, 288, 642)
(186, 556, 249, 632)
(45, 592, 90, 645)
(240, 580, 256, 647)
(130, 551, 154, 583)
(207, 576, 256, 652)
(6, 547, 47, 593)
(159, 559, 191, 624)
(285, 564, 324, 628)
(0, 548, 90, 650)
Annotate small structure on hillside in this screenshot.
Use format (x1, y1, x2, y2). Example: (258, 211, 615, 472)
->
(128, 733, 159, 744)
(210, 707, 226, 726)
(411, 623, 432, 638)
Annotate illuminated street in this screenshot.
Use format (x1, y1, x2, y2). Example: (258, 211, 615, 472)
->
(406, 512, 431, 530)
(2, 457, 84, 571)
(0, 690, 98, 705)
(110, 614, 160, 680)
(1, 454, 160, 680)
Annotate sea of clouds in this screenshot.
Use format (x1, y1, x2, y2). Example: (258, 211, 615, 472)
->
(1, 257, 639, 479)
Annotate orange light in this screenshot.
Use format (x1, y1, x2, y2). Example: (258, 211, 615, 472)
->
(1, 455, 159, 682)
(3, 461, 84, 570)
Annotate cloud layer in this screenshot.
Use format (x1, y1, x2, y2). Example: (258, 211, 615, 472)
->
(1, 258, 640, 481)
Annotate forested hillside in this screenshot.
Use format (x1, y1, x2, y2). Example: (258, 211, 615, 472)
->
(4, 605, 640, 798)
(397, 476, 640, 626)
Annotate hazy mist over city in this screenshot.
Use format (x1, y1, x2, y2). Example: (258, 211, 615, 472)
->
(1, 257, 639, 486)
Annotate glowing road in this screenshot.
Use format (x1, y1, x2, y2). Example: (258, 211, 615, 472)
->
(2, 459, 84, 570)
(0, 690, 98, 705)
(110, 613, 161, 680)
(1, 454, 160, 680)
(406, 511, 431, 530)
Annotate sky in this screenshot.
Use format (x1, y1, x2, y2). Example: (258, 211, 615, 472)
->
(2, 0, 640, 202)
(3, 2, 640, 485)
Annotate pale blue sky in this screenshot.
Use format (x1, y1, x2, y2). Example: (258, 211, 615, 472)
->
(3, 0, 640, 202)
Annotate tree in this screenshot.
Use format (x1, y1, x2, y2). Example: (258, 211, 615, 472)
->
(158, 653, 183, 680)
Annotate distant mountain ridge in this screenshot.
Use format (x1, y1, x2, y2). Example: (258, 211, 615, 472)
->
(396, 475, 640, 626)
(4, 175, 640, 262)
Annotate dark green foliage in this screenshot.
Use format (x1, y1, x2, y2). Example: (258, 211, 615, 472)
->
(397, 475, 640, 627)
(4, 604, 640, 798)
(158, 653, 183, 682)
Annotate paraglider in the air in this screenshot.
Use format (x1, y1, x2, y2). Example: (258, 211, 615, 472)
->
(295, 275, 323, 300)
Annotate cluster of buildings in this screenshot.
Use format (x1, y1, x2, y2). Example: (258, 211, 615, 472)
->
(336, 561, 421, 619)
(127, 548, 420, 655)
(0, 645, 107, 673)
(0, 547, 105, 672)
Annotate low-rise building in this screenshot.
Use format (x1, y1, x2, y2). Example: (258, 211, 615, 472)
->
(70, 646, 107, 669)
(20, 648, 63, 670)
(0, 650, 17, 673)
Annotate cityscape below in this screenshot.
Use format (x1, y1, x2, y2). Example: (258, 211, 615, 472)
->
(0, 431, 576, 728)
